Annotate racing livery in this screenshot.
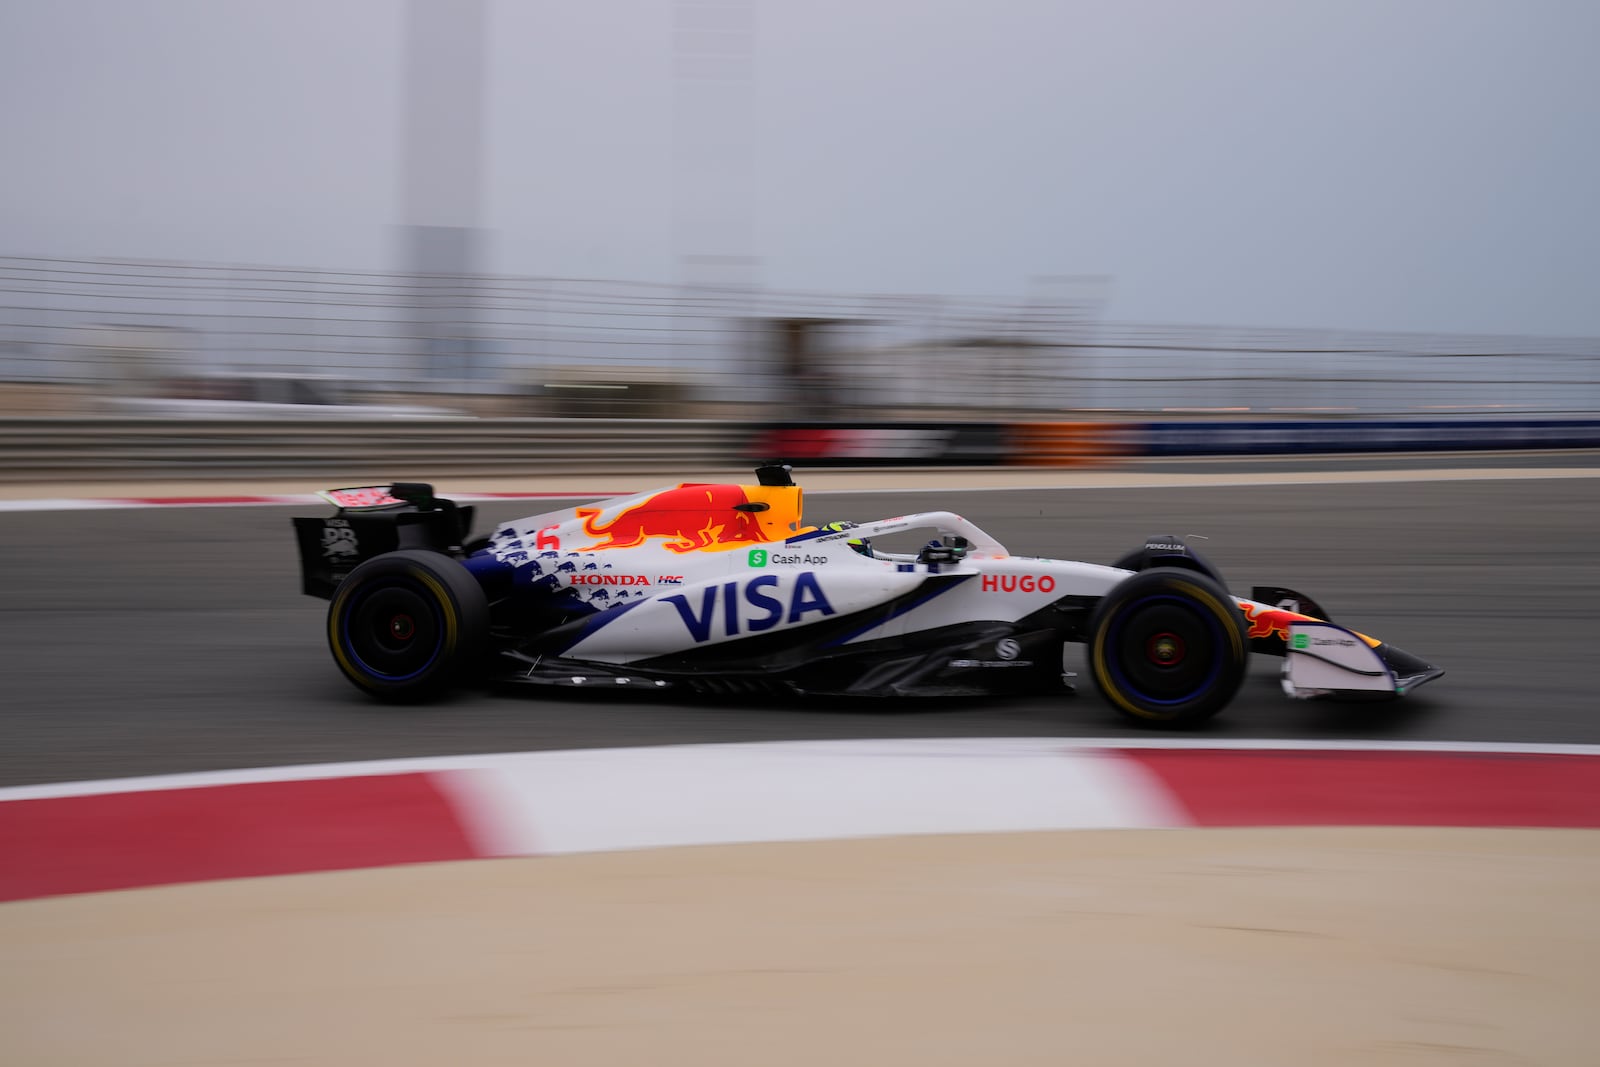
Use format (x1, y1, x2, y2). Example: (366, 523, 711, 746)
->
(292, 465, 1443, 726)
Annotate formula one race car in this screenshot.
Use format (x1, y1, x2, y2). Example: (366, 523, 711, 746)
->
(291, 465, 1443, 726)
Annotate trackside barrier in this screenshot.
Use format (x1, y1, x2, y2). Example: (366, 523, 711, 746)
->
(2, 416, 1599, 483)
(1137, 418, 1600, 456)
(745, 423, 1010, 467)
(746, 418, 1600, 467)
(0, 417, 745, 483)
(1006, 422, 1135, 467)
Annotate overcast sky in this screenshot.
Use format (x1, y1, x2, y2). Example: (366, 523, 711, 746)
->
(2, 0, 1597, 335)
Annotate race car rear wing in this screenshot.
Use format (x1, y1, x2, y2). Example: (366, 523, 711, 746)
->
(291, 483, 475, 599)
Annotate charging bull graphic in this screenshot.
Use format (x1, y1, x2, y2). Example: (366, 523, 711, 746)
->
(1238, 601, 1301, 642)
(577, 484, 796, 554)
(1238, 600, 1380, 648)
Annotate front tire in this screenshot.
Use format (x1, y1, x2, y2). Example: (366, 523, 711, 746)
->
(327, 549, 489, 701)
(1087, 568, 1249, 726)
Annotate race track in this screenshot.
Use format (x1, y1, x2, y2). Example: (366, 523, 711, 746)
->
(2, 475, 1595, 787)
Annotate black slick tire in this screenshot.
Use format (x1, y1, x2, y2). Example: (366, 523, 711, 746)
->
(1087, 567, 1249, 727)
(326, 549, 489, 702)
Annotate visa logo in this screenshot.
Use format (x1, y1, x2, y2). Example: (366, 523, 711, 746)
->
(663, 573, 835, 642)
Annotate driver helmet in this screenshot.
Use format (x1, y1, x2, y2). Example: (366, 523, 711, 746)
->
(821, 521, 872, 557)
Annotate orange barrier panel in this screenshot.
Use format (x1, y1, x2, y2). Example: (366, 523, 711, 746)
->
(1007, 422, 1130, 467)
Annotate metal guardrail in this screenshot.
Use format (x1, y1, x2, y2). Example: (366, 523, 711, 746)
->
(0, 417, 745, 482)
(7, 414, 1599, 485)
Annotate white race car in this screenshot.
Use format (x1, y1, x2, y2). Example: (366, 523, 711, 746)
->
(292, 465, 1443, 726)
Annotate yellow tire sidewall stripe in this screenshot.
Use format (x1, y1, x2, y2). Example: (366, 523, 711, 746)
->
(1092, 579, 1243, 719)
(328, 566, 459, 687)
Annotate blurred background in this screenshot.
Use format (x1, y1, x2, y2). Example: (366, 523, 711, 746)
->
(1, 0, 1597, 449)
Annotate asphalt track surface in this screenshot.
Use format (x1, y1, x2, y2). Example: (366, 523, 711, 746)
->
(2, 475, 1596, 787)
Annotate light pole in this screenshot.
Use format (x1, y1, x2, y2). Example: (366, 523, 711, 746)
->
(399, 0, 487, 384)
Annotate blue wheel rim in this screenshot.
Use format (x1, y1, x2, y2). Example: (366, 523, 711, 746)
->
(339, 577, 447, 682)
(1105, 593, 1224, 707)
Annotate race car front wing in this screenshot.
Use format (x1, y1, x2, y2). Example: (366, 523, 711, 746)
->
(1281, 621, 1444, 700)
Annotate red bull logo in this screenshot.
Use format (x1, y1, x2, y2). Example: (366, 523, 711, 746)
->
(1238, 599, 1382, 648)
(1237, 601, 1309, 642)
(577, 483, 795, 554)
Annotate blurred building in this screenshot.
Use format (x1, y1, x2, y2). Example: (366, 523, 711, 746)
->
(1, 255, 1596, 419)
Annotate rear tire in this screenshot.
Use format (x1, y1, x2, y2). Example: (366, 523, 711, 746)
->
(1087, 567, 1249, 726)
(326, 549, 489, 701)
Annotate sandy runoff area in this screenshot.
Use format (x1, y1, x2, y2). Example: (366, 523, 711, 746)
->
(3, 826, 1597, 1066)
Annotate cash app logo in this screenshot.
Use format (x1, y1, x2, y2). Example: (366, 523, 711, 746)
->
(1292, 633, 1309, 650)
(747, 549, 768, 568)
